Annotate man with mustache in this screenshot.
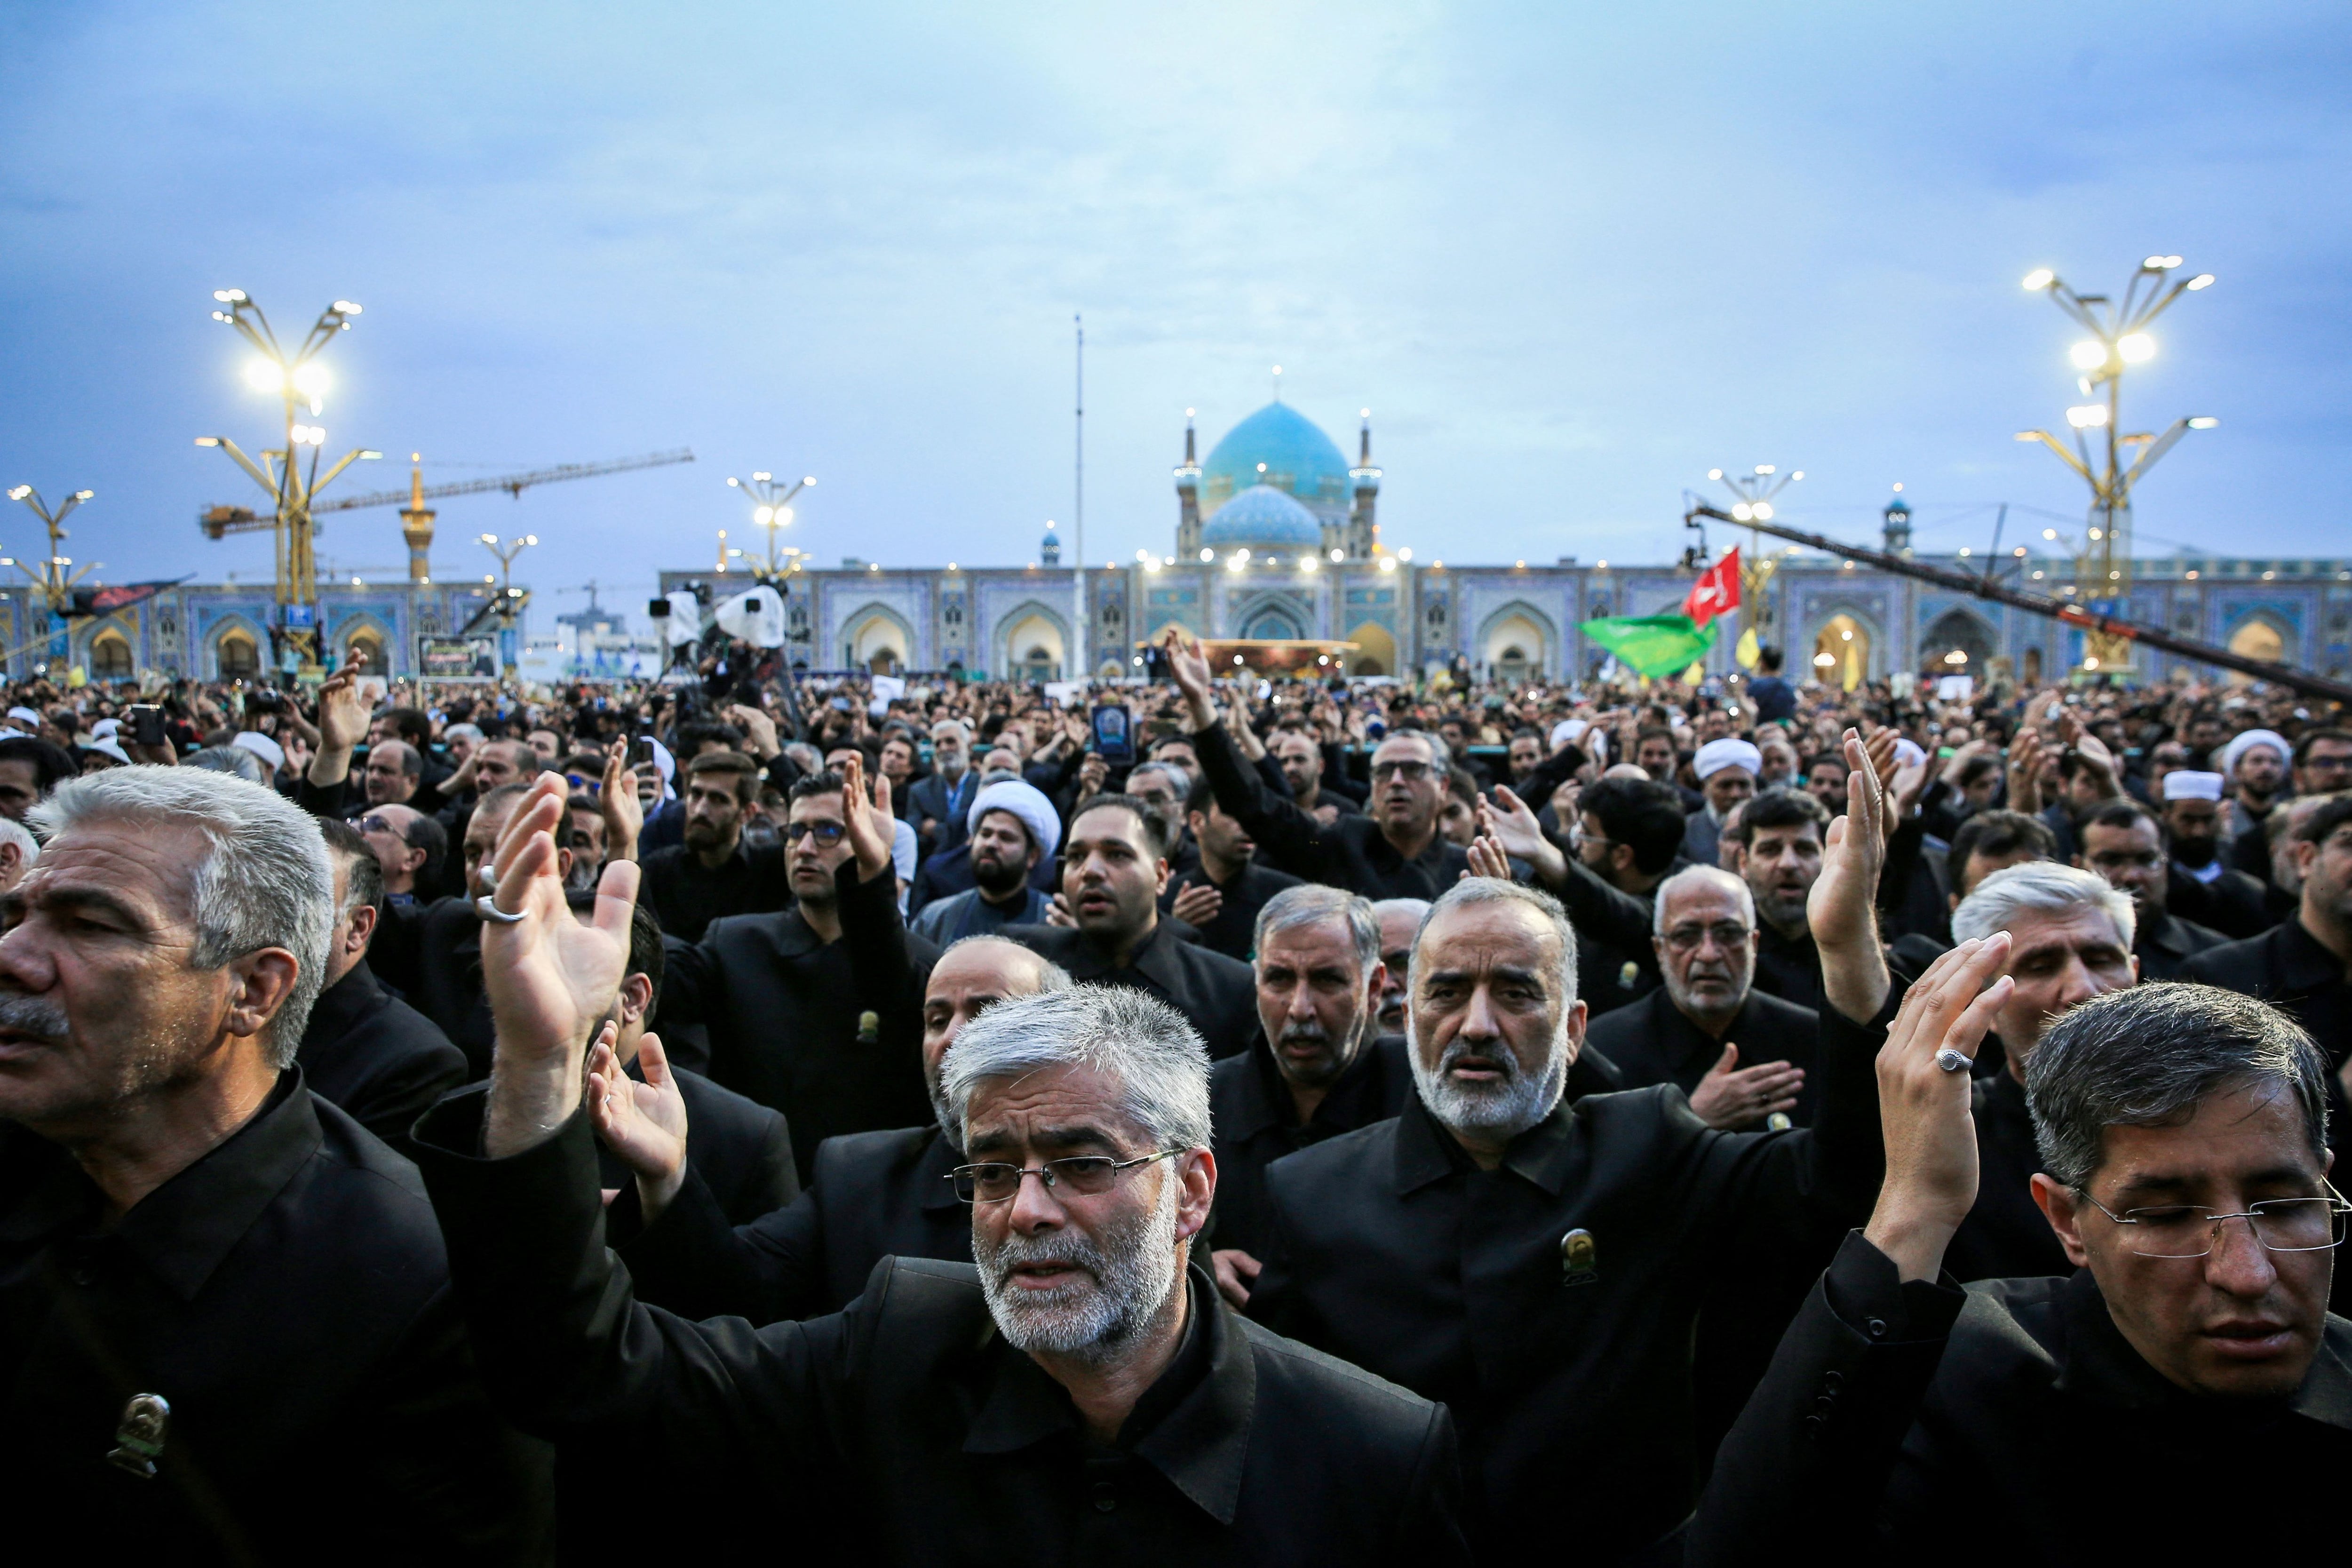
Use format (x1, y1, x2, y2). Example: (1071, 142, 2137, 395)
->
(1003, 794, 1258, 1061)
(591, 933, 1069, 1322)
(412, 803, 1469, 1562)
(0, 766, 547, 1560)
(1728, 787, 1837, 1013)
(637, 750, 791, 941)
(1588, 864, 1821, 1130)
(1205, 885, 1413, 1309)
(907, 780, 1057, 944)
(1248, 745, 1901, 1563)
(1690, 980, 2352, 1566)
(1370, 897, 1430, 1035)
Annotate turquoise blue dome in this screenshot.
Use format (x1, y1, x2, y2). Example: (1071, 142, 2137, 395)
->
(1200, 484, 1322, 549)
(1201, 402, 1351, 522)
(1883, 496, 1912, 517)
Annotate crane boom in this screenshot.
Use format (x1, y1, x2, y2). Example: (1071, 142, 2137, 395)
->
(199, 448, 694, 536)
(1683, 502, 2352, 706)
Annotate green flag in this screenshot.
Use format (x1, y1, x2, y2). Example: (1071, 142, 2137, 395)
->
(1579, 613, 1717, 678)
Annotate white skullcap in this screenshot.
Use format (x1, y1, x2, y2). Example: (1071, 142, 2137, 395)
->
(1692, 737, 1762, 782)
(1549, 719, 1589, 751)
(7, 707, 40, 728)
(1893, 738, 1927, 770)
(79, 738, 131, 765)
(231, 730, 285, 771)
(89, 717, 120, 740)
(2162, 770, 2224, 802)
(2219, 729, 2288, 778)
(967, 778, 1062, 860)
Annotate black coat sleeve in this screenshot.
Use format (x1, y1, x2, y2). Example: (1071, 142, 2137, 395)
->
(1544, 855, 1659, 963)
(615, 1164, 829, 1324)
(411, 1089, 855, 1498)
(833, 859, 935, 1060)
(1685, 1231, 1964, 1568)
(1192, 719, 1339, 885)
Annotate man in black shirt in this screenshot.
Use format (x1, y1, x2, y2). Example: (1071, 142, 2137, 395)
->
(297, 820, 467, 1158)
(2074, 798, 2227, 980)
(0, 765, 546, 1562)
(1005, 794, 1258, 1060)
(1206, 883, 1412, 1309)
(1163, 773, 1303, 962)
(416, 805, 1468, 1563)
(638, 749, 790, 940)
(1168, 631, 1470, 900)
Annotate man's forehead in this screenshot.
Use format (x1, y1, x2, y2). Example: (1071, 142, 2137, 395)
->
(1749, 824, 1819, 851)
(791, 793, 845, 822)
(1259, 919, 1359, 967)
(1661, 882, 1747, 923)
(2008, 901, 2128, 953)
(1069, 807, 1147, 848)
(1375, 734, 1434, 763)
(2083, 821, 2159, 852)
(1419, 901, 1557, 963)
(31, 824, 202, 907)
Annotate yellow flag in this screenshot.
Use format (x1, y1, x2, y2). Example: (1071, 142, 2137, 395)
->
(1734, 627, 1761, 670)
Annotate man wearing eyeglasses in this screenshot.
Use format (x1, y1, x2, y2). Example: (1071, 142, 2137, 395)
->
(1167, 631, 1470, 901)
(1587, 865, 1821, 1131)
(659, 756, 937, 1186)
(413, 817, 1469, 1562)
(1689, 979, 2352, 1567)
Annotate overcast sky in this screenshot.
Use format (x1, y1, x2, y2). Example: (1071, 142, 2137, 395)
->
(3, 1, 2345, 632)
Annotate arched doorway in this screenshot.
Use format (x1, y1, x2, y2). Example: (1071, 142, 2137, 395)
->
(218, 630, 260, 678)
(1812, 613, 1869, 692)
(344, 630, 385, 674)
(1918, 609, 1994, 678)
(1346, 620, 1396, 678)
(1241, 605, 1304, 641)
(89, 629, 134, 681)
(2226, 615, 2288, 683)
(844, 608, 913, 675)
(1479, 607, 1553, 684)
(995, 606, 1067, 682)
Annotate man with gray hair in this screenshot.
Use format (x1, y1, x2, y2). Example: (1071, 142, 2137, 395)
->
(1693, 977, 2352, 1565)
(0, 813, 37, 892)
(0, 766, 547, 1559)
(1206, 884, 1414, 1307)
(413, 780, 1468, 1561)
(1941, 859, 2140, 1282)
(1587, 863, 1823, 1130)
(906, 717, 976, 854)
(1251, 761, 1903, 1563)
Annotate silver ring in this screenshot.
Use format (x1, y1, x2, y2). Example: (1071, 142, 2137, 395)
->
(1935, 1048, 1971, 1074)
(474, 893, 527, 925)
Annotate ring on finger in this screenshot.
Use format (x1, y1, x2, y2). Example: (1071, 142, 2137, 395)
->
(1935, 1048, 1971, 1074)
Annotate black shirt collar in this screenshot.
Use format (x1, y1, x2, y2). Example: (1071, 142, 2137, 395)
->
(298, 958, 382, 1048)
(2275, 918, 2348, 992)
(960, 1266, 1254, 1522)
(1393, 1086, 1578, 1197)
(1228, 1030, 1406, 1143)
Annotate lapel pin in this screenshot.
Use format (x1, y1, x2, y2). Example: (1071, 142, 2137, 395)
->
(1560, 1227, 1599, 1286)
(108, 1393, 170, 1479)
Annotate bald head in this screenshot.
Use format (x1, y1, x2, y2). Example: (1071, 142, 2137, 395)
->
(920, 936, 1073, 1131)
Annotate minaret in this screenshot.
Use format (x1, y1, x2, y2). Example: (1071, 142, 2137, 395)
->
(1174, 408, 1202, 560)
(398, 454, 436, 583)
(1348, 409, 1382, 559)
(1882, 488, 1914, 555)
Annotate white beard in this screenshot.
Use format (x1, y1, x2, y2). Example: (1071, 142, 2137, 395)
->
(974, 1170, 1183, 1365)
(1409, 1019, 1569, 1142)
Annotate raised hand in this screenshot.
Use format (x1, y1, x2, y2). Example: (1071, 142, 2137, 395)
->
(600, 740, 644, 863)
(1809, 729, 1890, 1023)
(1686, 1041, 1806, 1130)
(2005, 728, 2045, 816)
(836, 750, 896, 882)
(314, 660, 371, 753)
(586, 1026, 691, 1221)
(1164, 629, 1217, 728)
(728, 702, 782, 760)
(1463, 833, 1514, 881)
(1481, 784, 1567, 883)
(1865, 933, 2014, 1281)
(480, 774, 641, 1158)
(1211, 1247, 1263, 1309)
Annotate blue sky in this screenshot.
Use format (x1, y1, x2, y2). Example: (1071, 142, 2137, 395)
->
(2, 1, 2346, 633)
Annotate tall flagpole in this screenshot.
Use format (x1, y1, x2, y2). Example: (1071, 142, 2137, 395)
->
(1073, 312, 1085, 680)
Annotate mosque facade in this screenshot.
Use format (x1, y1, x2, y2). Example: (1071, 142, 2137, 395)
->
(659, 400, 2352, 692)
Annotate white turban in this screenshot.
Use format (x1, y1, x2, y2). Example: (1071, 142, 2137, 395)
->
(1549, 719, 1589, 752)
(2219, 729, 2288, 778)
(1693, 738, 1762, 783)
(1893, 738, 1927, 770)
(231, 730, 286, 771)
(967, 779, 1062, 860)
(2162, 770, 2224, 802)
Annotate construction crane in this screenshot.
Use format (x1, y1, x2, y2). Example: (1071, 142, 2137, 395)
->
(198, 448, 695, 539)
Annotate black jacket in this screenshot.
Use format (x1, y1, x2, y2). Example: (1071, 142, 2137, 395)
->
(1752, 920, 1828, 1014)
(0, 1075, 549, 1565)
(1688, 1231, 2352, 1567)
(368, 895, 500, 1080)
(2131, 905, 2229, 981)
(1003, 919, 1260, 1060)
(1945, 1066, 2072, 1284)
(1160, 858, 1304, 962)
(1584, 986, 1824, 1127)
(2182, 915, 2352, 1069)
(636, 840, 793, 942)
(295, 958, 467, 1159)
(618, 1123, 967, 1323)
(1208, 1033, 1414, 1261)
(596, 1066, 800, 1229)
(2167, 859, 2274, 940)
(1192, 721, 1470, 900)
(660, 862, 937, 1186)
(412, 1098, 1470, 1566)
(1248, 1003, 1884, 1564)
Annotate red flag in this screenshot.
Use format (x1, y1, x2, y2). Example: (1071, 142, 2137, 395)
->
(1682, 546, 1740, 629)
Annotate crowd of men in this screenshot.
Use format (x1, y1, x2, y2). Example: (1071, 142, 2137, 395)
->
(2, 634, 2347, 1564)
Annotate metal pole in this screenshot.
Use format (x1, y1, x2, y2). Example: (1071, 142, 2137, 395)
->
(1073, 313, 1085, 680)
(1684, 503, 2352, 705)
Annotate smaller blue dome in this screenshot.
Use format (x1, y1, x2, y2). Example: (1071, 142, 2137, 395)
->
(1042, 526, 1061, 544)
(1200, 484, 1322, 549)
(1883, 496, 1912, 516)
